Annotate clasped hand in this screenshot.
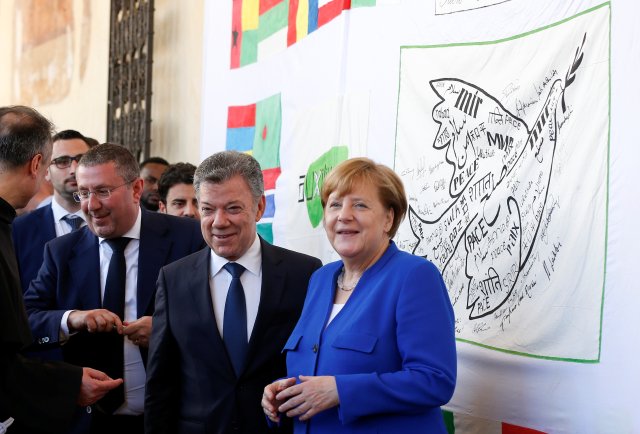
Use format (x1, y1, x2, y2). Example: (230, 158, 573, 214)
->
(67, 310, 152, 347)
(262, 375, 339, 422)
(77, 367, 123, 406)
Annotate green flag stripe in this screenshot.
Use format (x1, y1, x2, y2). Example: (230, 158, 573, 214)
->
(443, 410, 455, 434)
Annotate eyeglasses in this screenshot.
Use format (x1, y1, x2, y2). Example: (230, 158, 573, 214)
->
(50, 154, 84, 169)
(73, 180, 135, 202)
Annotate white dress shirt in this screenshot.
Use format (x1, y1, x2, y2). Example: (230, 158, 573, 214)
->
(209, 235, 262, 341)
(327, 304, 345, 326)
(50, 198, 86, 236)
(60, 208, 145, 415)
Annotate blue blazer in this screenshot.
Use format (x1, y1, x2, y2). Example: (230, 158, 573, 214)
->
(12, 204, 56, 292)
(23, 208, 205, 367)
(144, 237, 322, 434)
(283, 242, 456, 434)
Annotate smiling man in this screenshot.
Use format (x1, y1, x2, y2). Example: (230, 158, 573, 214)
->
(157, 162, 199, 219)
(23, 143, 204, 434)
(145, 150, 322, 434)
(12, 129, 92, 292)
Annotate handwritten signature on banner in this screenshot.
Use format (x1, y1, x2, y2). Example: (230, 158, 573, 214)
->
(436, 0, 512, 16)
(406, 34, 586, 327)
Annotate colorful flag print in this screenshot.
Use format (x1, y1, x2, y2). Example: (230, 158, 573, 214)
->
(443, 411, 547, 434)
(226, 94, 282, 243)
(231, 0, 376, 68)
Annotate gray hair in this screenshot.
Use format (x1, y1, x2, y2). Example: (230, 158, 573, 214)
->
(0, 105, 53, 170)
(194, 151, 264, 202)
(79, 143, 140, 182)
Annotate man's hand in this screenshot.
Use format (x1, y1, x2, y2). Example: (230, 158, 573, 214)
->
(123, 316, 152, 347)
(276, 375, 339, 421)
(262, 377, 297, 423)
(76, 367, 123, 406)
(67, 309, 123, 334)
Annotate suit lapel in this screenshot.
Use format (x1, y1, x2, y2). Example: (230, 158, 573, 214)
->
(42, 205, 56, 241)
(137, 210, 171, 317)
(68, 228, 101, 308)
(187, 248, 236, 376)
(187, 249, 217, 329)
(244, 238, 286, 373)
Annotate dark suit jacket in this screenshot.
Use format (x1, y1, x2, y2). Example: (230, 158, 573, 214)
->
(144, 237, 322, 434)
(23, 208, 205, 379)
(0, 196, 81, 434)
(12, 203, 56, 292)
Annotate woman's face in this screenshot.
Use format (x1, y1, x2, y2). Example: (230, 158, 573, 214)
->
(323, 181, 394, 265)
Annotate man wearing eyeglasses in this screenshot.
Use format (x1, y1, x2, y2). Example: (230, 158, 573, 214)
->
(12, 129, 93, 294)
(24, 143, 205, 434)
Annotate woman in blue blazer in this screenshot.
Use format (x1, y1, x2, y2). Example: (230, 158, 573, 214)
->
(263, 158, 456, 433)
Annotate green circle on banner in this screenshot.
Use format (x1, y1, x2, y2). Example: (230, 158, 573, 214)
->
(304, 146, 349, 228)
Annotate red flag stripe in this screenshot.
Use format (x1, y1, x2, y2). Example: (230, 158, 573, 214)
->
(260, 0, 283, 14)
(287, 0, 299, 46)
(263, 167, 281, 190)
(502, 422, 547, 434)
(227, 104, 257, 128)
(230, 0, 243, 68)
(318, 0, 350, 27)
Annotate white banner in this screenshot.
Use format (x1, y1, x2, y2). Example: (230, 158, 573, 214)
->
(277, 93, 370, 261)
(202, 1, 640, 432)
(394, 5, 609, 361)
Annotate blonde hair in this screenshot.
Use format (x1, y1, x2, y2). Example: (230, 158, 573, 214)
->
(321, 157, 407, 238)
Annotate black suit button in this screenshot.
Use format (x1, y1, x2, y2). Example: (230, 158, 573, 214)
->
(312, 344, 318, 353)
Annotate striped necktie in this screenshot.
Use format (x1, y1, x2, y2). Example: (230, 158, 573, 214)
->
(63, 214, 83, 231)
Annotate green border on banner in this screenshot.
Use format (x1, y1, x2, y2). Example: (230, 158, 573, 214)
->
(393, 2, 611, 363)
(352, 0, 376, 6)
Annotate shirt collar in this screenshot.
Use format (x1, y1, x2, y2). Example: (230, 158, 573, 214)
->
(51, 197, 85, 222)
(98, 206, 142, 243)
(210, 234, 262, 278)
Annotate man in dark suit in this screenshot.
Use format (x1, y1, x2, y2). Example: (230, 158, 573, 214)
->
(139, 157, 169, 211)
(24, 143, 205, 434)
(0, 106, 121, 434)
(144, 151, 322, 434)
(13, 129, 93, 292)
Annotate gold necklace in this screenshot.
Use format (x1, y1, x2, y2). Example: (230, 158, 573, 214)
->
(337, 269, 360, 292)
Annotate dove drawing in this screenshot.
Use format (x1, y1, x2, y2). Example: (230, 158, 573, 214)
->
(409, 34, 586, 320)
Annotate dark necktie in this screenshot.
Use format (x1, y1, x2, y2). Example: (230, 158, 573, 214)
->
(223, 262, 248, 376)
(97, 237, 131, 413)
(63, 214, 83, 231)
(103, 237, 131, 320)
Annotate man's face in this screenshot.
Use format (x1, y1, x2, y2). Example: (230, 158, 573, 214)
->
(199, 176, 265, 261)
(47, 138, 90, 203)
(77, 162, 143, 239)
(140, 162, 168, 210)
(159, 182, 200, 219)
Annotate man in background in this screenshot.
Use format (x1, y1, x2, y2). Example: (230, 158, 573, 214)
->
(139, 157, 168, 211)
(0, 105, 121, 434)
(13, 129, 93, 292)
(157, 162, 199, 219)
